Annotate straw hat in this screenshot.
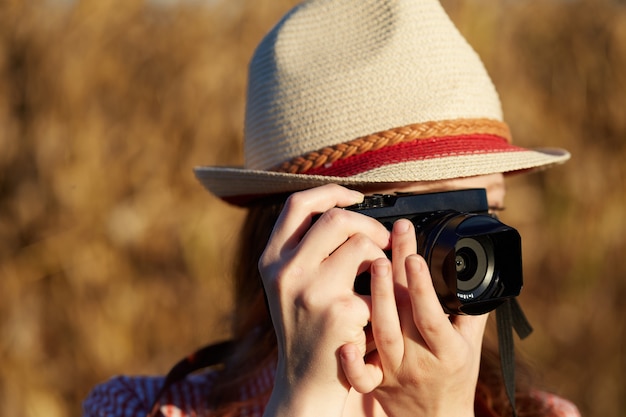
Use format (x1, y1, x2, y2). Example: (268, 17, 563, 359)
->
(194, 0, 570, 205)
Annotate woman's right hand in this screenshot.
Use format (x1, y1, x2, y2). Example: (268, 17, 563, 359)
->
(258, 184, 390, 417)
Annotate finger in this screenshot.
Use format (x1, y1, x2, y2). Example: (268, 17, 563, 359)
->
(405, 254, 456, 355)
(370, 258, 405, 368)
(451, 312, 489, 345)
(268, 184, 364, 255)
(339, 343, 383, 394)
(320, 233, 388, 289)
(390, 219, 421, 339)
(390, 219, 418, 288)
(299, 209, 390, 267)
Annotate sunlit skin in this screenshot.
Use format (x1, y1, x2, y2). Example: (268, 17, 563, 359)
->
(259, 174, 504, 417)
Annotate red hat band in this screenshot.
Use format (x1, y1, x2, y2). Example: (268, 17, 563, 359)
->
(273, 118, 519, 177)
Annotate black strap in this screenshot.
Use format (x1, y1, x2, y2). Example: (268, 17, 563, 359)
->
(496, 298, 533, 417)
(148, 340, 235, 417)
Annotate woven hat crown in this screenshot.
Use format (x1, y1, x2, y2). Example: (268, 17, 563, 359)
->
(244, 0, 503, 171)
(194, 0, 569, 205)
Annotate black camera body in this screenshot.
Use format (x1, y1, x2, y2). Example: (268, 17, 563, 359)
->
(346, 189, 523, 315)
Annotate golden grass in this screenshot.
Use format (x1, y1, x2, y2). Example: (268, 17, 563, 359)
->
(1, 1, 624, 416)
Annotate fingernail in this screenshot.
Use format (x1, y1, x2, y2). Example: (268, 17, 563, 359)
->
(394, 219, 410, 234)
(346, 191, 364, 205)
(372, 260, 389, 276)
(408, 254, 423, 271)
(340, 346, 356, 362)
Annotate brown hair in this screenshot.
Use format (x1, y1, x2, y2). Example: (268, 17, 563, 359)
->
(209, 198, 551, 417)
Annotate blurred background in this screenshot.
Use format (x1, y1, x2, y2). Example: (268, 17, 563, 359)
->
(1, 0, 624, 416)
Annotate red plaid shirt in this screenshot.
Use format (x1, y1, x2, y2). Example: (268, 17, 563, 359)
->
(83, 363, 579, 417)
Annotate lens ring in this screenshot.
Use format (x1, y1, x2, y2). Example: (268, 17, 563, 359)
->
(454, 236, 495, 298)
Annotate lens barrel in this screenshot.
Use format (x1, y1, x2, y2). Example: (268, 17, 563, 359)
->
(418, 212, 522, 315)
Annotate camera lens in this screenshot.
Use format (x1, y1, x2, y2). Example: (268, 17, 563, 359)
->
(454, 236, 495, 299)
(455, 248, 477, 281)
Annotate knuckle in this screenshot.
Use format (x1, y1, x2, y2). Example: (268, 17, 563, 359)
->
(258, 249, 271, 273)
(320, 207, 350, 226)
(295, 286, 325, 312)
(259, 257, 303, 294)
(375, 331, 397, 349)
(284, 190, 307, 210)
(348, 232, 370, 248)
(276, 262, 304, 286)
(320, 183, 346, 194)
(297, 290, 355, 318)
(279, 197, 305, 221)
(349, 233, 382, 256)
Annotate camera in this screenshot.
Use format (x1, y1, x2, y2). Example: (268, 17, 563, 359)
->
(346, 189, 523, 315)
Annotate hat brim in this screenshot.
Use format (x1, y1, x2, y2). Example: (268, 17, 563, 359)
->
(195, 147, 570, 206)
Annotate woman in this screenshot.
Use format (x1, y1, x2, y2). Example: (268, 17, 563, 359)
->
(84, 0, 579, 416)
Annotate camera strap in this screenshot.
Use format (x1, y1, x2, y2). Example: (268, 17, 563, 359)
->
(496, 298, 533, 417)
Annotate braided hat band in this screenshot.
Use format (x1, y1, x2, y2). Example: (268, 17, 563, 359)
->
(194, 0, 570, 205)
(195, 117, 567, 205)
(274, 118, 512, 175)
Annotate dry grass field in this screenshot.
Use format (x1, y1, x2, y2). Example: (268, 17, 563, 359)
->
(1, 0, 625, 416)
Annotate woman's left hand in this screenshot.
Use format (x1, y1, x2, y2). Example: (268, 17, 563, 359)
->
(339, 219, 488, 417)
